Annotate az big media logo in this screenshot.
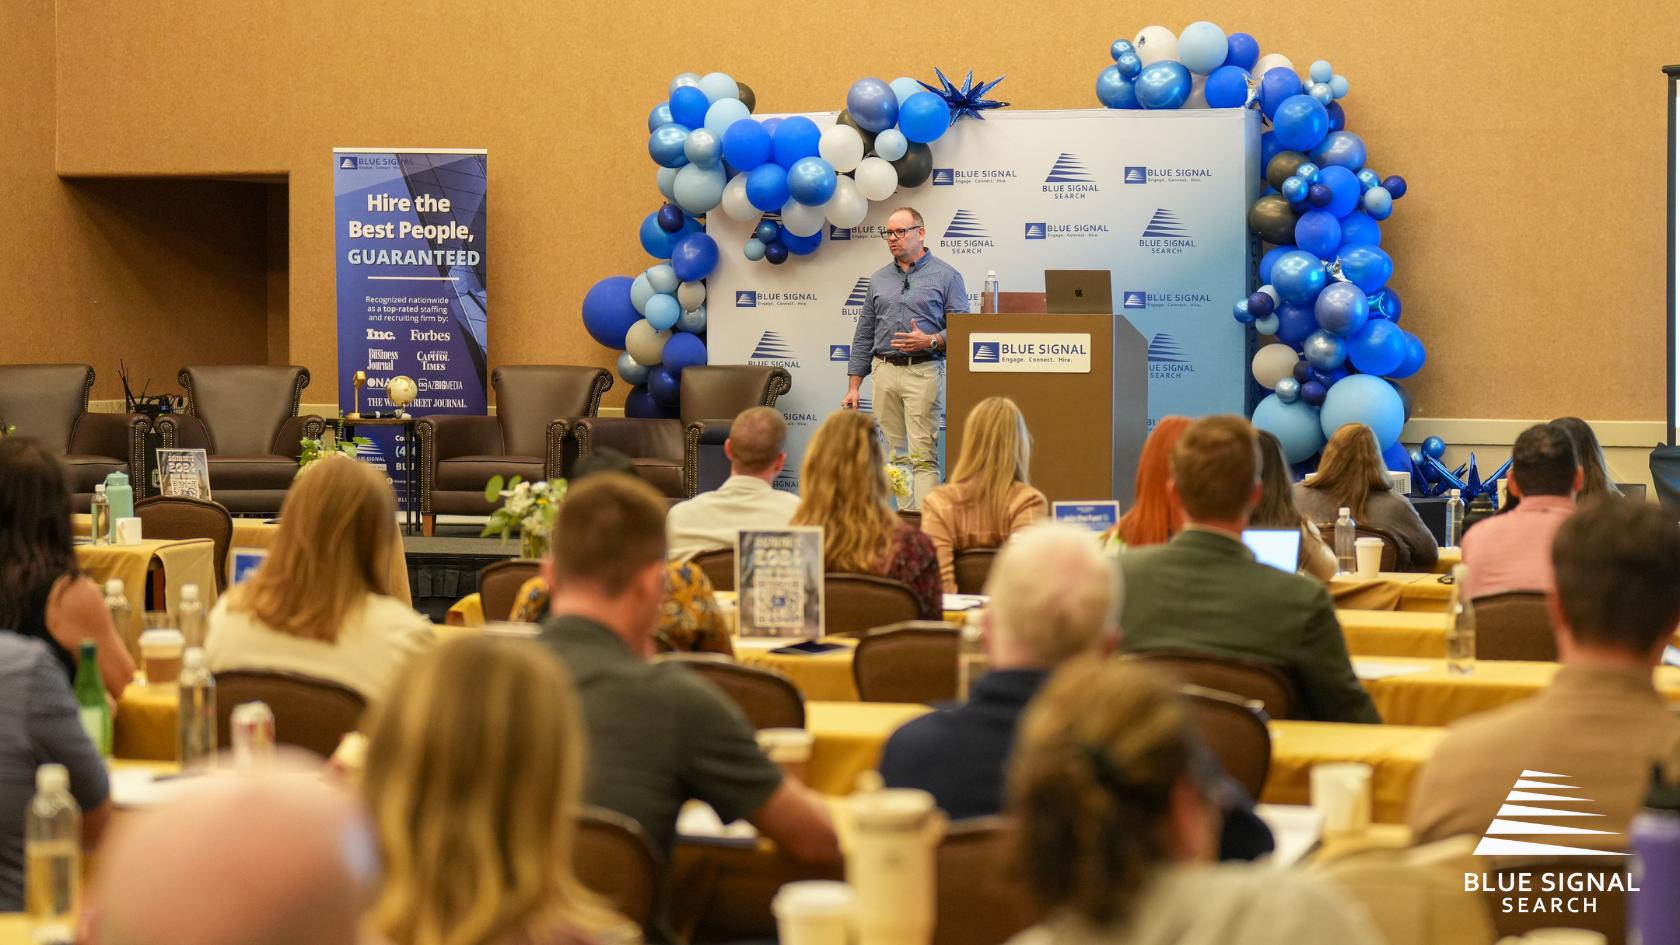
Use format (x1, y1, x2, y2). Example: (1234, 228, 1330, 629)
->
(1042, 153, 1098, 200)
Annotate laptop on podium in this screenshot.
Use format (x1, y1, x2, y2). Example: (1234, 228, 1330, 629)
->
(1044, 269, 1114, 314)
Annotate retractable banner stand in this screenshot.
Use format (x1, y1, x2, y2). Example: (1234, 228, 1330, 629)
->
(707, 109, 1258, 491)
(333, 149, 489, 508)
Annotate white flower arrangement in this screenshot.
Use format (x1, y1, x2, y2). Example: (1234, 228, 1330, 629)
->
(482, 475, 568, 556)
(884, 465, 911, 501)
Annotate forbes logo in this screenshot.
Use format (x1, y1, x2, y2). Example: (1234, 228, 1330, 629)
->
(1122, 291, 1148, 310)
(1043, 153, 1099, 199)
(829, 344, 851, 361)
(749, 330, 800, 369)
(971, 341, 1001, 364)
(1023, 222, 1047, 240)
(1139, 209, 1195, 254)
(735, 291, 758, 307)
(932, 168, 955, 186)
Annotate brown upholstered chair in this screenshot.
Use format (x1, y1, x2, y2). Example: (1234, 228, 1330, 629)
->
(1471, 591, 1556, 661)
(689, 547, 736, 592)
(571, 365, 792, 499)
(574, 806, 662, 940)
(933, 818, 1043, 945)
(853, 626, 960, 704)
(654, 653, 805, 729)
(1316, 519, 1405, 571)
(417, 365, 611, 532)
(1179, 685, 1272, 799)
(1123, 649, 1300, 721)
(154, 366, 324, 516)
(897, 509, 923, 530)
(824, 574, 924, 637)
(0, 364, 149, 510)
(478, 558, 542, 623)
(133, 496, 234, 592)
(213, 670, 367, 759)
(952, 548, 997, 595)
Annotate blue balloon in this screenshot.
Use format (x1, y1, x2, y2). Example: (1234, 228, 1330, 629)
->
(1368, 288, 1402, 322)
(1294, 209, 1342, 259)
(1096, 66, 1139, 108)
(1320, 374, 1406, 448)
(648, 366, 681, 408)
(644, 294, 682, 331)
(1363, 187, 1394, 220)
(1259, 245, 1292, 283)
(1260, 131, 1283, 171)
(1115, 51, 1142, 79)
(1338, 211, 1381, 248)
(656, 204, 686, 233)
(1177, 22, 1229, 75)
(638, 211, 697, 259)
(669, 86, 710, 130)
(617, 351, 650, 386)
(1347, 319, 1407, 376)
(1248, 291, 1275, 318)
(1299, 380, 1327, 407)
(847, 78, 900, 133)
(1422, 436, 1447, 459)
(1274, 377, 1301, 403)
(1410, 448, 1428, 472)
(1325, 100, 1346, 132)
(1135, 61, 1192, 109)
(1303, 330, 1346, 371)
(1274, 302, 1317, 346)
(648, 103, 673, 132)
(1259, 68, 1303, 119)
(787, 156, 837, 206)
(781, 227, 824, 256)
(1271, 251, 1328, 304)
(1232, 299, 1255, 324)
(1389, 332, 1427, 379)
(1314, 282, 1370, 337)
(669, 232, 719, 282)
(1381, 439, 1414, 475)
(754, 222, 781, 244)
(1294, 161, 1321, 184)
(760, 117, 784, 134)
(1273, 94, 1329, 151)
(1205, 65, 1251, 108)
(745, 164, 790, 212)
(1110, 39, 1134, 60)
(1253, 314, 1279, 335)
(1319, 165, 1361, 218)
(743, 238, 767, 261)
(771, 116, 821, 168)
(1224, 32, 1260, 70)
(722, 119, 772, 170)
(1252, 393, 1326, 462)
(1337, 244, 1394, 293)
(899, 91, 950, 143)
(581, 276, 641, 349)
(1382, 175, 1408, 199)
(624, 385, 672, 420)
(1311, 131, 1366, 170)
(1280, 177, 1308, 204)
(1357, 168, 1382, 191)
(1305, 183, 1332, 208)
(647, 123, 690, 168)
(764, 242, 789, 265)
(677, 304, 707, 334)
(663, 331, 709, 374)
(1293, 360, 1315, 384)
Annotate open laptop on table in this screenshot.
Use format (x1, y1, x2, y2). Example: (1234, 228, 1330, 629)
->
(1044, 269, 1113, 314)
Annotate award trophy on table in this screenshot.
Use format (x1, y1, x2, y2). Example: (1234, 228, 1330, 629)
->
(387, 375, 417, 420)
(349, 370, 367, 419)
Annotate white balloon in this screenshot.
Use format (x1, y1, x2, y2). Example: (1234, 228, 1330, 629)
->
(646, 264, 679, 295)
(625, 320, 672, 367)
(1184, 74, 1208, 109)
(780, 198, 826, 238)
(697, 71, 739, 103)
(818, 125, 865, 173)
(1251, 343, 1301, 389)
(853, 157, 898, 202)
(1253, 53, 1296, 78)
(1132, 25, 1179, 66)
(677, 281, 707, 311)
(720, 174, 757, 221)
(823, 177, 869, 229)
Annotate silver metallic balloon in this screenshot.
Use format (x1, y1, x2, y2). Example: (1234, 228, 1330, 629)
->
(1302, 329, 1347, 371)
(1274, 377, 1301, 403)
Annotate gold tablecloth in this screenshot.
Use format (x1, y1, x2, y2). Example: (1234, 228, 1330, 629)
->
(1337, 609, 1451, 659)
(74, 539, 218, 657)
(448, 591, 485, 626)
(1330, 571, 1454, 613)
(1261, 720, 1445, 823)
(735, 638, 860, 701)
(0, 914, 26, 945)
(1355, 657, 1680, 728)
(1433, 547, 1460, 575)
(802, 701, 929, 794)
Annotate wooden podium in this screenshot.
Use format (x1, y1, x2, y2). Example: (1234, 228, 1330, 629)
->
(947, 306, 1148, 505)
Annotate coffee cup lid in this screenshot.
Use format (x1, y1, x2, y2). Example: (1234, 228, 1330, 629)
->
(140, 628, 185, 647)
(1353, 537, 1384, 546)
(772, 880, 856, 919)
(849, 787, 936, 827)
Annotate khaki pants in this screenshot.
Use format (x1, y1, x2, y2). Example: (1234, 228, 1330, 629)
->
(872, 357, 943, 510)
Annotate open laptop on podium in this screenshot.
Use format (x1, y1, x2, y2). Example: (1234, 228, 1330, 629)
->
(1044, 269, 1114, 314)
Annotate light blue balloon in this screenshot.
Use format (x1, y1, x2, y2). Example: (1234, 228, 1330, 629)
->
(644, 294, 682, 331)
(874, 128, 909, 161)
(702, 97, 750, 137)
(1252, 393, 1326, 463)
(630, 273, 655, 315)
(646, 264, 679, 295)
(617, 351, 650, 386)
(890, 77, 924, 104)
(1311, 131, 1367, 171)
(677, 304, 707, 334)
(683, 128, 721, 167)
(1363, 186, 1394, 220)
(656, 166, 678, 201)
(1177, 21, 1229, 75)
(1329, 75, 1349, 99)
(743, 238, 767, 261)
(1253, 313, 1280, 335)
(1303, 329, 1347, 370)
(1275, 377, 1301, 403)
(1319, 374, 1405, 448)
(1356, 169, 1382, 191)
(672, 163, 726, 215)
(669, 72, 701, 93)
(648, 123, 689, 169)
(787, 156, 838, 206)
(647, 103, 673, 132)
(1309, 60, 1333, 83)
(698, 71, 738, 103)
(1308, 83, 1333, 105)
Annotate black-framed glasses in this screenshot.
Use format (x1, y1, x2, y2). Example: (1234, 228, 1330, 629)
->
(881, 227, 922, 241)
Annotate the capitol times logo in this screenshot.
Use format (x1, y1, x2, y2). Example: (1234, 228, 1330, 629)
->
(748, 331, 800, 369)
(1139, 209, 1195, 255)
(1147, 334, 1195, 380)
(1043, 153, 1098, 199)
(940, 210, 994, 255)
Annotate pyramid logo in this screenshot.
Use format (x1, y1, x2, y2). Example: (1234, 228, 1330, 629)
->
(829, 344, 850, 361)
(1147, 334, 1190, 364)
(931, 168, 955, 186)
(1023, 222, 1047, 240)
(971, 341, 1001, 364)
(1472, 771, 1626, 857)
(339, 156, 358, 170)
(1045, 153, 1094, 184)
(858, 397, 873, 412)
(1141, 209, 1189, 238)
(1122, 290, 1148, 310)
(828, 225, 852, 240)
(944, 210, 989, 239)
(735, 291, 758, 308)
(1124, 165, 1148, 185)
(844, 277, 870, 307)
(750, 331, 798, 364)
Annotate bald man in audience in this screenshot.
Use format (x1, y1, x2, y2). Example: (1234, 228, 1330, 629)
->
(1409, 499, 1680, 856)
(666, 406, 800, 559)
(92, 770, 374, 945)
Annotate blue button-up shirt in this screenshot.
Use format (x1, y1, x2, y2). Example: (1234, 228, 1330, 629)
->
(846, 251, 969, 377)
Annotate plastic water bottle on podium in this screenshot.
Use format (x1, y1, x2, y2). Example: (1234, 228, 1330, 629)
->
(982, 270, 999, 314)
(1631, 763, 1680, 945)
(178, 647, 217, 770)
(1333, 507, 1357, 575)
(26, 764, 80, 945)
(1444, 489, 1464, 548)
(89, 484, 111, 547)
(1446, 564, 1476, 675)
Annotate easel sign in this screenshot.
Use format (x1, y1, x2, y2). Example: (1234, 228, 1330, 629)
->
(1052, 500, 1120, 532)
(736, 527, 823, 640)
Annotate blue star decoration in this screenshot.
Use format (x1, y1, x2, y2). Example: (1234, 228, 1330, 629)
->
(918, 68, 1009, 123)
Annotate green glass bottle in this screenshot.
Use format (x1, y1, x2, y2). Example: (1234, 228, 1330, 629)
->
(74, 641, 111, 757)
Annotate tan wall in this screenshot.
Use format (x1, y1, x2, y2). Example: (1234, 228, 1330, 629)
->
(10, 0, 1680, 420)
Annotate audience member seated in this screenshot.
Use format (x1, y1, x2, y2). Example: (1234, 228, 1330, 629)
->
(0, 437, 133, 698)
(1409, 498, 1680, 853)
(792, 410, 941, 619)
(363, 635, 628, 945)
(1251, 430, 1336, 582)
(1100, 416, 1191, 552)
(1460, 422, 1579, 600)
(665, 406, 801, 559)
(1120, 416, 1380, 724)
(536, 473, 839, 869)
(511, 450, 733, 656)
(920, 396, 1048, 590)
(205, 455, 434, 702)
(0, 634, 110, 911)
(1551, 415, 1622, 502)
(1004, 659, 1383, 945)
(91, 768, 374, 945)
(1294, 422, 1438, 571)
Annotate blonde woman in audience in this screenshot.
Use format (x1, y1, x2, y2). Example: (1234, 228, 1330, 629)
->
(1005, 659, 1383, 945)
(1293, 423, 1438, 571)
(206, 455, 433, 701)
(920, 396, 1048, 589)
(792, 410, 941, 618)
(1099, 416, 1192, 552)
(1251, 430, 1336, 581)
(363, 635, 630, 945)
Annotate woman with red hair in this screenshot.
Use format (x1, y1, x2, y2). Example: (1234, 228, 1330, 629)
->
(1102, 416, 1192, 551)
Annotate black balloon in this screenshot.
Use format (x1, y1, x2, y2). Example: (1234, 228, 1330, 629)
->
(737, 81, 756, 113)
(1265, 150, 1308, 190)
(893, 142, 933, 188)
(1247, 194, 1298, 246)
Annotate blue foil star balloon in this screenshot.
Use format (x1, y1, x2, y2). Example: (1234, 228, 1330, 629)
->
(919, 68, 1009, 123)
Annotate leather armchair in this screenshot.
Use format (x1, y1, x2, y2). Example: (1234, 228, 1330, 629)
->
(155, 366, 324, 516)
(416, 365, 612, 532)
(0, 364, 149, 510)
(571, 365, 793, 499)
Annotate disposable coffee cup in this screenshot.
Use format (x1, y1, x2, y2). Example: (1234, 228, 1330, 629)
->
(1311, 762, 1373, 836)
(772, 880, 856, 945)
(756, 727, 814, 784)
(139, 628, 185, 685)
(1354, 537, 1384, 578)
(846, 789, 941, 945)
(114, 517, 143, 545)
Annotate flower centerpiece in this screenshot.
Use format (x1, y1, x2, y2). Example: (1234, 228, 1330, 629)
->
(482, 475, 568, 560)
(884, 465, 911, 504)
(298, 435, 369, 474)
